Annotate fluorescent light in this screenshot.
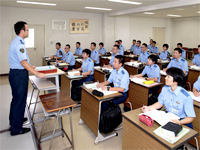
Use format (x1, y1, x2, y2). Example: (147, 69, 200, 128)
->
(197, 11, 200, 13)
(167, 14, 181, 17)
(143, 12, 155, 15)
(17, 1, 57, 6)
(108, 0, 142, 5)
(85, 7, 112, 11)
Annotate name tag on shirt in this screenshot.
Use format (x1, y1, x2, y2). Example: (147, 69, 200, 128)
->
(171, 108, 178, 115)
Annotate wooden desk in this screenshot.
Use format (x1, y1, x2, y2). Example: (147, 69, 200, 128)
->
(79, 87, 122, 144)
(189, 101, 200, 148)
(94, 68, 108, 83)
(75, 60, 82, 69)
(188, 68, 200, 89)
(124, 55, 138, 62)
(128, 81, 163, 109)
(42, 57, 47, 66)
(100, 57, 110, 66)
(50, 62, 68, 69)
(161, 74, 166, 88)
(122, 108, 199, 150)
(124, 64, 144, 75)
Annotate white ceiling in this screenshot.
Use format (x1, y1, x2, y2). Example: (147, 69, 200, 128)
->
(0, 0, 200, 18)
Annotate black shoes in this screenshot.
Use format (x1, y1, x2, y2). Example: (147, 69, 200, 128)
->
(11, 128, 31, 136)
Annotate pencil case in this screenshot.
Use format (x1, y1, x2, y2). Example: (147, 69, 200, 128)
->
(139, 114, 154, 127)
(143, 80, 154, 84)
(92, 89, 104, 97)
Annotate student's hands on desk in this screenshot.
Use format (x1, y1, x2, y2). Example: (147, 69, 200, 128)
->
(141, 106, 150, 113)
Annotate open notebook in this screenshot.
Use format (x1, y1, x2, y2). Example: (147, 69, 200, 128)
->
(190, 65, 200, 70)
(139, 109, 180, 126)
(188, 91, 200, 102)
(92, 87, 118, 96)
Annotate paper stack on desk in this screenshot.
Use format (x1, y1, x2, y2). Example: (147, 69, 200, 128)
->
(125, 61, 141, 67)
(139, 109, 180, 126)
(94, 66, 101, 69)
(130, 77, 146, 84)
(58, 63, 68, 66)
(84, 82, 98, 89)
(190, 65, 200, 70)
(160, 70, 167, 76)
(45, 57, 51, 60)
(68, 71, 80, 76)
(188, 91, 200, 102)
(76, 59, 83, 62)
(92, 88, 118, 96)
(101, 68, 113, 72)
(160, 60, 169, 63)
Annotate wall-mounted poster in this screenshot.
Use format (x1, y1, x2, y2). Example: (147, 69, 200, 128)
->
(52, 20, 66, 30)
(70, 19, 89, 33)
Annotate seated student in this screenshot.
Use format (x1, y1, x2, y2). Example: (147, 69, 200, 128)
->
(115, 40, 123, 55)
(119, 39, 124, 54)
(90, 42, 100, 66)
(163, 48, 188, 76)
(50, 42, 64, 60)
(177, 43, 186, 59)
(193, 75, 200, 97)
(130, 39, 136, 52)
(142, 67, 196, 129)
(159, 44, 171, 60)
(190, 45, 200, 66)
(147, 39, 153, 50)
(133, 40, 142, 55)
(150, 41, 159, 55)
(104, 45, 120, 69)
(73, 49, 94, 84)
(58, 44, 75, 70)
(98, 42, 106, 56)
(137, 43, 150, 64)
(97, 55, 130, 111)
(130, 55, 160, 82)
(74, 42, 83, 57)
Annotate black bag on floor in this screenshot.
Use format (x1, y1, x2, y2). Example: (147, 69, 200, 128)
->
(99, 101, 122, 133)
(148, 93, 159, 106)
(71, 86, 82, 101)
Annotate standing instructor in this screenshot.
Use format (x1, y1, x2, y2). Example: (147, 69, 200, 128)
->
(8, 21, 46, 136)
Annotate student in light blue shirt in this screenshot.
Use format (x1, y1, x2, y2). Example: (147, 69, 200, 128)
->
(73, 49, 94, 84)
(104, 45, 120, 68)
(74, 42, 83, 57)
(115, 40, 124, 55)
(159, 44, 171, 60)
(164, 48, 188, 75)
(119, 39, 125, 54)
(58, 44, 75, 70)
(150, 41, 159, 55)
(147, 39, 153, 50)
(131, 55, 160, 82)
(130, 39, 136, 52)
(177, 43, 186, 59)
(97, 55, 130, 111)
(193, 75, 200, 97)
(190, 45, 200, 66)
(50, 42, 64, 60)
(90, 42, 100, 66)
(138, 43, 150, 64)
(98, 42, 106, 56)
(134, 40, 142, 55)
(142, 67, 195, 129)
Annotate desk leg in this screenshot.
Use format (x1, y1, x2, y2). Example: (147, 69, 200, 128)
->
(28, 88, 35, 109)
(55, 75, 60, 92)
(32, 90, 40, 121)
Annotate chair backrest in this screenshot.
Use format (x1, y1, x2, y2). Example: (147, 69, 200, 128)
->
(193, 48, 198, 55)
(182, 47, 188, 51)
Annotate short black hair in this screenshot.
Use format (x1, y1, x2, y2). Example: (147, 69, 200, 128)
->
(148, 55, 158, 64)
(56, 42, 61, 47)
(113, 45, 119, 49)
(119, 39, 122, 42)
(82, 49, 91, 57)
(115, 40, 120, 44)
(115, 55, 125, 66)
(137, 40, 141, 44)
(174, 48, 182, 54)
(177, 43, 182, 47)
(150, 39, 153, 41)
(14, 21, 27, 35)
(99, 42, 104, 47)
(152, 41, 156, 44)
(66, 44, 70, 48)
(166, 67, 184, 86)
(76, 42, 81, 45)
(198, 45, 200, 48)
(133, 39, 136, 42)
(91, 42, 96, 47)
(142, 43, 147, 47)
(163, 44, 169, 49)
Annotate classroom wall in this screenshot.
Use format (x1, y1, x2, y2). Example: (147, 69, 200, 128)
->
(0, 6, 103, 74)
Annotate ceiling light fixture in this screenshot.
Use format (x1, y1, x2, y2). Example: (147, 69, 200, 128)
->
(197, 11, 200, 13)
(85, 7, 112, 11)
(17, 1, 57, 6)
(143, 12, 155, 15)
(108, 0, 142, 5)
(167, 14, 181, 17)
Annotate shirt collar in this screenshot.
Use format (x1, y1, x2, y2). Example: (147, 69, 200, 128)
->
(114, 66, 123, 74)
(167, 86, 180, 96)
(176, 57, 181, 62)
(16, 35, 25, 44)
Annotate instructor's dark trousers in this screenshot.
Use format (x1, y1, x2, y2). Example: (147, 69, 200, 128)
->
(9, 69, 28, 135)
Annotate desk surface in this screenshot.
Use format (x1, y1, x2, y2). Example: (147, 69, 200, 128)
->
(130, 80, 163, 89)
(122, 108, 199, 150)
(39, 91, 77, 113)
(82, 87, 122, 102)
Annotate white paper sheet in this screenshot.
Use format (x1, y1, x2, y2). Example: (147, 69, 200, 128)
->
(94, 66, 101, 69)
(92, 87, 118, 96)
(160, 70, 167, 76)
(68, 71, 80, 76)
(84, 82, 98, 89)
(188, 91, 200, 102)
(36, 65, 56, 71)
(190, 65, 200, 70)
(130, 77, 146, 84)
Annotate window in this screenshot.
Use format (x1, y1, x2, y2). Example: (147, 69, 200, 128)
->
(25, 28, 34, 48)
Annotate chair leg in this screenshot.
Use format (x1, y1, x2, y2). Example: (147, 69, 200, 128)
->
(39, 117, 46, 141)
(128, 102, 132, 110)
(69, 110, 74, 150)
(49, 111, 60, 150)
(194, 137, 199, 150)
